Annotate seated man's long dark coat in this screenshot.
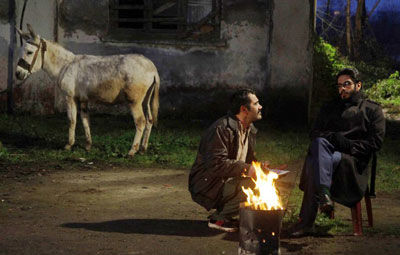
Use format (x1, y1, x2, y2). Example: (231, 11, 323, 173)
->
(189, 115, 257, 211)
(300, 93, 385, 207)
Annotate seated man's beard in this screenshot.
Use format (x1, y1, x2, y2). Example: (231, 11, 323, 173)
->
(341, 89, 358, 99)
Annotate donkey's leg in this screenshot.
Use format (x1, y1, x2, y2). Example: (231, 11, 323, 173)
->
(140, 85, 155, 152)
(128, 102, 146, 157)
(65, 96, 78, 150)
(140, 120, 153, 153)
(80, 101, 92, 151)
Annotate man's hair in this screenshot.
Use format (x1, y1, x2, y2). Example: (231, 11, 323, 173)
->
(336, 68, 361, 83)
(229, 88, 256, 115)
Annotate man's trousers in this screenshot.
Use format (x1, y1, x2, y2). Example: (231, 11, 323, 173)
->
(210, 177, 254, 221)
(298, 137, 341, 228)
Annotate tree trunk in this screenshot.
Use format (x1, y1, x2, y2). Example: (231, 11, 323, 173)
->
(354, 0, 366, 59)
(346, 0, 352, 57)
(326, 0, 331, 14)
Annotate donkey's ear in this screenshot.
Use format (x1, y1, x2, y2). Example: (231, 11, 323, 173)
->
(15, 26, 30, 40)
(26, 23, 37, 38)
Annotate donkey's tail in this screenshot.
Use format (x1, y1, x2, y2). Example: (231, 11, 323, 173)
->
(151, 73, 160, 127)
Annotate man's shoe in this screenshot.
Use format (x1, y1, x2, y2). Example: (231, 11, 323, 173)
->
(287, 225, 315, 238)
(208, 219, 238, 232)
(317, 186, 334, 216)
(319, 194, 334, 217)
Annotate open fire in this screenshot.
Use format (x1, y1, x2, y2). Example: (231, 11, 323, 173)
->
(239, 162, 285, 255)
(241, 162, 283, 210)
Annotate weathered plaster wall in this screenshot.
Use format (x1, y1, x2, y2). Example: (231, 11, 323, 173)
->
(14, 0, 56, 115)
(267, 0, 313, 125)
(0, 0, 9, 24)
(56, 0, 270, 118)
(0, 0, 12, 111)
(1, 0, 313, 123)
(0, 0, 56, 114)
(0, 25, 9, 92)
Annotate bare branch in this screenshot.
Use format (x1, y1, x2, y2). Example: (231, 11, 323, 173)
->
(368, 0, 381, 18)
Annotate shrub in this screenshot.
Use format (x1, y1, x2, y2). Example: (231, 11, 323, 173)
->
(0, 141, 8, 158)
(311, 37, 396, 122)
(365, 71, 400, 106)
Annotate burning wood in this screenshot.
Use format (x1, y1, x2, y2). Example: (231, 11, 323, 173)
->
(241, 162, 283, 211)
(239, 162, 285, 255)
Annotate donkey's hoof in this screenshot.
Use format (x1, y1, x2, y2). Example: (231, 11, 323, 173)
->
(64, 144, 72, 151)
(139, 147, 147, 154)
(85, 144, 92, 152)
(128, 150, 137, 157)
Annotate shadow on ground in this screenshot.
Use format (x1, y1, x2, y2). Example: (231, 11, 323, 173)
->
(62, 218, 225, 237)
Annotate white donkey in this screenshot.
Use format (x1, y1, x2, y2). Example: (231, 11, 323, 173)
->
(15, 24, 160, 157)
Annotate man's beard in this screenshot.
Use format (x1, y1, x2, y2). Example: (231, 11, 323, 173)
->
(341, 89, 361, 103)
(340, 89, 357, 100)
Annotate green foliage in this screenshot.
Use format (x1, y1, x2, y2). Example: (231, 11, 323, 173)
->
(313, 37, 392, 98)
(365, 71, 400, 106)
(311, 37, 352, 122)
(314, 37, 349, 74)
(1, 113, 400, 237)
(0, 114, 310, 170)
(375, 137, 400, 192)
(0, 141, 8, 159)
(312, 37, 397, 121)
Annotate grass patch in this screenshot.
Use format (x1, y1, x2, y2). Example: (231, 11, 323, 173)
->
(1, 113, 399, 236)
(0, 114, 310, 170)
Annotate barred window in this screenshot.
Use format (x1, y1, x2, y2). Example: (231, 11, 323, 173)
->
(108, 0, 220, 42)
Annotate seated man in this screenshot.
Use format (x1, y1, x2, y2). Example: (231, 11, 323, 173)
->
(289, 68, 386, 236)
(188, 88, 268, 232)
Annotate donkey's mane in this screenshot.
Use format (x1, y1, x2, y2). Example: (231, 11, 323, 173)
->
(42, 39, 75, 78)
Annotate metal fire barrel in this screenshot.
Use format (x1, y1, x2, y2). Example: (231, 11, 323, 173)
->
(238, 205, 285, 255)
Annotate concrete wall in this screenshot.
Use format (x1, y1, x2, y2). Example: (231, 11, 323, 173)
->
(0, 0, 313, 123)
(267, 0, 314, 125)
(0, 0, 11, 111)
(0, 0, 56, 114)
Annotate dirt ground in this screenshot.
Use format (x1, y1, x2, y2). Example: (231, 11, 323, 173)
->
(1, 164, 400, 255)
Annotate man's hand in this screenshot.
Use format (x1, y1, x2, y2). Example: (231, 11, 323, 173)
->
(248, 164, 257, 178)
(261, 161, 270, 171)
(262, 161, 287, 171)
(273, 164, 288, 170)
(328, 132, 352, 153)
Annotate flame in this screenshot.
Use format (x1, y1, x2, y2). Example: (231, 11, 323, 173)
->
(242, 161, 283, 210)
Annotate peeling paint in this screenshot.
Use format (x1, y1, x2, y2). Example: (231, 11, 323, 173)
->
(59, 28, 99, 43)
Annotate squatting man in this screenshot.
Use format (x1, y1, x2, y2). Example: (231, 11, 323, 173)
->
(189, 88, 286, 232)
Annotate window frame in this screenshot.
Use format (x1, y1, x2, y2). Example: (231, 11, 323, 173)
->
(106, 0, 223, 45)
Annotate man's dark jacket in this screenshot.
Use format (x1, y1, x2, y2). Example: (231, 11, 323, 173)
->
(300, 93, 385, 207)
(189, 115, 257, 210)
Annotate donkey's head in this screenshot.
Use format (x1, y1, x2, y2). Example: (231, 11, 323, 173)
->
(15, 24, 47, 80)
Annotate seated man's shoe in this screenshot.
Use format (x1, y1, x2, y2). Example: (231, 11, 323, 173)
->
(284, 223, 315, 238)
(208, 219, 238, 232)
(319, 193, 334, 217)
(317, 186, 334, 217)
(290, 226, 315, 238)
